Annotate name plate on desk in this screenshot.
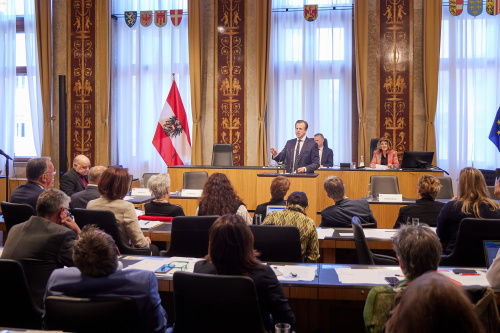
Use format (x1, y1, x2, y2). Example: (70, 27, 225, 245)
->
(378, 194, 403, 202)
(181, 189, 202, 197)
(131, 188, 152, 196)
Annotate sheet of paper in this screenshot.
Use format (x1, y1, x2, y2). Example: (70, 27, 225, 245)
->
(335, 267, 402, 285)
(135, 209, 145, 217)
(339, 233, 354, 237)
(363, 229, 397, 240)
(437, 269, 490, 287)
(317, 228, 335, 240)
(273, 265, 317, 282)
(139, 220, 163, 229)
(124, 259, 165, 272)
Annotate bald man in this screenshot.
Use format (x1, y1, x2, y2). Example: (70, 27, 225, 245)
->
(60, 155, 91, 197)
(69, 166, 106, 210)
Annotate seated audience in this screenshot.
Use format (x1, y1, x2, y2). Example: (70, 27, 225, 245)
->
(196, 172, 252, 224)
(10, 157, 55, 212)
(314, 133, 334, 167)
(193, 214, 295, 331)
(320, 176, 377, 228)
(369, 137, 399, 169)
(60, 154, 91, 197)
(87, 167, 155, 253)
(393, 175, 445, 228)
(385, 272, 484, 333)
(144, 173, 185, 217)
(69, 166, 106, 210)
(437, 167, 500, 254)
(263, 192, 319, 262)
(45, 225, 168, 333)
(1, 189, 80, 309)
(253, 176, 290, 223)
(364, 225, 442, 333)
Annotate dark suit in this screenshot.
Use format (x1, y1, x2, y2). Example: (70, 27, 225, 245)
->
(1, 216, 76, 309)
(320, 198, 377, 228)
(9, 181, 44, 212)
(393, 198, 445, 228)
(273, 137, 319, 173)
(320, 147, 334, 167)
(69, 185, 100, 210)
(45, 267, 168, 333)
(60, 168, 88, 197)
(194, 260, 295, 330)
(253, 198, 286, 224)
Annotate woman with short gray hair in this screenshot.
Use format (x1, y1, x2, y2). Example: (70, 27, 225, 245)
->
(144, 173, 185, 217)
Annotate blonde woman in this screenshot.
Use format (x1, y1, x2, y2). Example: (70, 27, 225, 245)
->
(369, 137, 399, 169)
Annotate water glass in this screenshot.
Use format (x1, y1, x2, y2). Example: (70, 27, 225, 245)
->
(254, 214, 262, 225)
(366, 191, 373, 201)
(275, 323, 291, 333)
(412, 218, 419, 226)
(351, 162, 356, 169)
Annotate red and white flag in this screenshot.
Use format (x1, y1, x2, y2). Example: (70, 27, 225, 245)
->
(152, 80, 191, 166)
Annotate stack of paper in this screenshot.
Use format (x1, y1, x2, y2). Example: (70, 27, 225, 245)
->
(139, 220, 163, 229)
(335, 267, 402, 284)
(271, 265, 317, 281)
(317, 228, 335, 240)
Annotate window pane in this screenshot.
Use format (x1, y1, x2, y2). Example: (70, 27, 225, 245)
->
(14, 76, 36, 157)
(16, 33, 26, 66)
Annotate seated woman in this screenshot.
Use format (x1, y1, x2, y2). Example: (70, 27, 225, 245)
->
(393, 175, 445, 228)
(193, 214, 295, 330)
(262, 192, 319, 262)
(437, 167, 500, 254)
(369, 137, 399, 169)
(87, 167, 156, 254)
(196, 172, 252, 224)
(144, 173, 185, 218)
(253, 176, 290, 223)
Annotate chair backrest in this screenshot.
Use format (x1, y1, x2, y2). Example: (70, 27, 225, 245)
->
(436, 176, 454, 199)
(211, 144, 234, 166)
(441, 218, 500, 267)
(173, 271, 267, 333)
(72, 208, 150, 255)
(479, 169, 497, 186)
(369, 138, 379, 161)
(1, 201, 35, 232)
(138, 215, 173, 222)
(370, 175, 400, 198)
(183, 171, 208, 189)
(44, 296, 142, 333)
(249, 225, 303, 263)
(0, 259, 43, 329)
(142, 172, 159, 188)
(487, 186, 496, 199)
(165, 215, 219, 258)
(351, 216, 375, 265)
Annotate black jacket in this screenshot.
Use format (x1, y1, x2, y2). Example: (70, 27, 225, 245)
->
(60, 168, 88, 197)
(320, 198, 377, 228)
(393, 198, 445, 228)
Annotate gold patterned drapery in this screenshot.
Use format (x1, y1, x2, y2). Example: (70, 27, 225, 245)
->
(69, 0, 96, 164)
(216, 0, 245, 166)
(378, 0, 413, 160)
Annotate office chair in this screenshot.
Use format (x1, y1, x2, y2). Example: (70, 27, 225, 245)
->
(173, 272, 268, 333)
(369, 138, 379, 161)
(142, 172, 159, 188)
(249, 225, 302, 263)
(370, 175, 400, 198)
(352, 217, 398, 265)
(72, 208, 150, 255)
(487, 186, 496, 199)
(183, 171, 208, 189)
(440, 218, 500, 268)
(0, 259, 43, 329)
(44, 296, 142, 333)
(1, 201, 35, 232)
(479, 169, 496, 186)
(211, 143, 234, 166)
(435, 176, 454, 199)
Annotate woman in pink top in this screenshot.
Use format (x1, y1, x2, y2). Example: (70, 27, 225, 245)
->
(370, 137, 400, 169)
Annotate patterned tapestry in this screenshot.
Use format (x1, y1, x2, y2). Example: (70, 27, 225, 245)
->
(69, 0, 96, 164)
(216, 0, 245, 166)
(379, 0, 413, 160)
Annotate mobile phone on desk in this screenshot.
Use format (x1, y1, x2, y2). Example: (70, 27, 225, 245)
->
(452, 269, 478, 275)
(155, 264, 173, 274)
(385, 277, 399, 287)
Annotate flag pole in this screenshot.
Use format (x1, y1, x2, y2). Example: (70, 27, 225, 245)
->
(172, 73, 175, 82)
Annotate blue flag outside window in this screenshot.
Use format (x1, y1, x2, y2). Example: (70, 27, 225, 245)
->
(489, 106, 500, 152)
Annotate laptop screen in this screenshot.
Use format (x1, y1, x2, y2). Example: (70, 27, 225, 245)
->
(484, 240, 500, 268)
(266, 205, 286, 215)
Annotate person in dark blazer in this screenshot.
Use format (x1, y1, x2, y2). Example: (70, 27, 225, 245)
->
(144, 173, 185, 217)
(270, 120, 319, 173)
(60, 154, 91, 197)
(320, 176, 377, 228)
(253, 175, 290, 223)
(314, 133, 334, 167)
(194, 214, 295, 331)
(45, 225, 168, 333)
(69, 166, 106, 211)
(10, 157, 55, 212)
(393, 175, 445, 228)
(1, 189, 80, 309)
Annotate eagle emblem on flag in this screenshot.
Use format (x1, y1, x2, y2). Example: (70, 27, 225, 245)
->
(155, 10, 167, 27)
(467, 0, 483, 16)
(163, 115, 185, 138)
(486, 0, 500, 15)
(304, 5, 318, 22)
(124, 11, 137, 28)
(140, 11, 153, 27)
(170, 9, 183, 27)
(449, 0, 464, 15)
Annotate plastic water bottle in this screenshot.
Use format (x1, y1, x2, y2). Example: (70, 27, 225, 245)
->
(366, 183, 373, 201)
(359, 155, 365, 167)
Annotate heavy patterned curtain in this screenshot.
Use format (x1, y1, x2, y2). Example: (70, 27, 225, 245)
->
(354, 0, 368, 164)
(111, 0, 191, 178)
(268, 0, 353, 166)
(436, 6, 500, 183)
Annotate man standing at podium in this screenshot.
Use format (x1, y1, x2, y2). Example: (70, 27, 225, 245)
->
(270, 120, 319, 173)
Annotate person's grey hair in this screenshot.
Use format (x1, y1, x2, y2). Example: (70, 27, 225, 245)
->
(26, 157, 50, 181)
(36, 188, 70, 217)
(88, 166, 106, 183)
(147, 173, 170, 199)
(324, 176, 345, 201)
(392, 225, 442, 281)
(314, 133, 324, 139)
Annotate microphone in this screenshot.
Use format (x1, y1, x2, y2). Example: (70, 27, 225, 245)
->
(169, 152, 177, 166)
(0, 149, 13, 160)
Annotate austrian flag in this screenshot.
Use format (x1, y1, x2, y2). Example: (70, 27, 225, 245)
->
(153, 80, 191, 166)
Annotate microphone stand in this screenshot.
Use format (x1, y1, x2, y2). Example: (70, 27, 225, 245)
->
(431, 164, 449, 176)
(0, 149, 13, 202)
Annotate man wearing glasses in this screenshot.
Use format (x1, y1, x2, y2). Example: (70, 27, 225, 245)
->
(60, 154, 91, 197)
(10, 157, 55, 212)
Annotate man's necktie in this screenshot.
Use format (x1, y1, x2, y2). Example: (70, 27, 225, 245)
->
(294, 139, 301, 172)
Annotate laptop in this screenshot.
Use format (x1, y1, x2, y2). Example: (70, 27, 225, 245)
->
(483, 240, 500, 268)
(266, 205, 286, 215)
